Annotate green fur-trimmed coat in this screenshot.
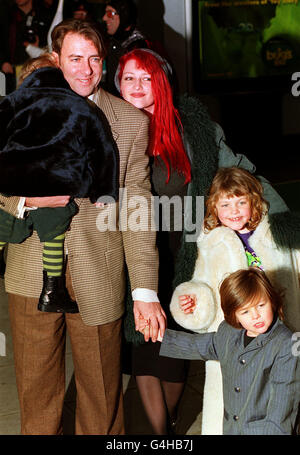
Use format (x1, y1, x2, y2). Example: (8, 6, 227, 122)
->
(124, 94, 300, 344)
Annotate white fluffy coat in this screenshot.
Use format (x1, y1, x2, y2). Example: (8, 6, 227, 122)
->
(170, 215, 300, 435)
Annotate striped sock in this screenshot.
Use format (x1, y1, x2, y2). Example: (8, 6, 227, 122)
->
(43, 233, 65, 277)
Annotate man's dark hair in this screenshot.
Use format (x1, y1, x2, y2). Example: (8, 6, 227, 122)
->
(51, 19, 107, 59)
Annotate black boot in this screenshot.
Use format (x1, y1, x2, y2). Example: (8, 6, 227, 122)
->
(0, 248, 6, 279)
(38, 271, 79, 313)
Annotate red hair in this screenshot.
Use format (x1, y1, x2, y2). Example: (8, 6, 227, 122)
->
(118, 49, 191, 183)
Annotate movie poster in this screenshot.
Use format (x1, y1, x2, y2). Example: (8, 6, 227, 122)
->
(198, 0, 300, 80)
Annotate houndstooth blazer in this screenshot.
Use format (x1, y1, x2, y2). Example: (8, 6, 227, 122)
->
(1, 88, 159, 326)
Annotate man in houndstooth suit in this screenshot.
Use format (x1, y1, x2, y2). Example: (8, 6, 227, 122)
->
(0, 18, 165, 435)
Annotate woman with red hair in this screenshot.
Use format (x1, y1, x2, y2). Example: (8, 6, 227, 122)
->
(116, 48, 292, 435)
(116, 48, 191, 184)
(117, 48, 191, 435)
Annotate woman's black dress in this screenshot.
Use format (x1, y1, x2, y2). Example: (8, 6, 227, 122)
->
(129, 157, 190, 382)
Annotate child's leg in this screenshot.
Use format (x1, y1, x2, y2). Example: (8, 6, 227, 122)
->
(32, 204, 79, 313)
(42, 233, 65, 277)
(39, 233, 78, 314)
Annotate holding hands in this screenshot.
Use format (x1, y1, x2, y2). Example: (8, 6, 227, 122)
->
(134, 300, 167, 343)
(134, 293, 197, 342)
(138, 317, 164, 342)
(134, 294, 197, 342)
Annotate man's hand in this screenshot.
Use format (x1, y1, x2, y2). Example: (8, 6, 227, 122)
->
(25, 196, 71, 208)
(133, 300, 166, 343)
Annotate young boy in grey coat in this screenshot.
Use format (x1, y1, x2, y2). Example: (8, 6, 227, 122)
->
(159, 268, 300, 435)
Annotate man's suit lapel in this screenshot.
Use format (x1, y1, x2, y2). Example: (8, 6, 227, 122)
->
(94, 88, 119, 142)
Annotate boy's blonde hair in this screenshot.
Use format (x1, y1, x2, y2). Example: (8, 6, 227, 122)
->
(18, 53, 57, 86)
(204, 167, 268, 232)
(220, 268, 284, 328)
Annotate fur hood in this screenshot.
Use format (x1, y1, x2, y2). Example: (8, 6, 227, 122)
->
(0, 67, 119, 202)
(170, 214, 300, 334)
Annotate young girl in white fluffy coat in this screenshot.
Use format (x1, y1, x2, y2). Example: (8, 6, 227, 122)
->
(169, 167, 300, 435)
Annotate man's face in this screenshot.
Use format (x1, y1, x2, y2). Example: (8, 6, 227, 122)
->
(103, 6, 120, 35)
(53, 32, 103, 97)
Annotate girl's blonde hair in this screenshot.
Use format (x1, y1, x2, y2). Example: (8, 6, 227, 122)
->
(18, 53, 57, 86)
(204, 167, 268, 232)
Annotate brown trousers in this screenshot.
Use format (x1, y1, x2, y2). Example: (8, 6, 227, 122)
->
(8, 291, 124, 435)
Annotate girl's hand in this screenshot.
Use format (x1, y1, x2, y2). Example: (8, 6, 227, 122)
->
(179, 294, 196, 314)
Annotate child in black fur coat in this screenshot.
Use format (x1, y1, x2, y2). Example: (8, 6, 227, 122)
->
(0, 54, 119, 313)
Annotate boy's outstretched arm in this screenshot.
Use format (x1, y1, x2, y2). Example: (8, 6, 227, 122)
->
(159, 328, 219, 361)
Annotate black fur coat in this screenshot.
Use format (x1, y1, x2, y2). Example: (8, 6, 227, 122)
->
(0, 67, 119, 203)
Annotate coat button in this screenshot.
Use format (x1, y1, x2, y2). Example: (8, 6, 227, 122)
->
(240, 359, 246, 365)
(233, 415, 239, 421)
(234, 387, 241, 393)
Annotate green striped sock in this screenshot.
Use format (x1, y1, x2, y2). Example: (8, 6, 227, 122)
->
(43, 233, 65, 277)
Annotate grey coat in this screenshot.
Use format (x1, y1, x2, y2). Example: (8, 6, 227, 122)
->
(160, 318, 300, 435)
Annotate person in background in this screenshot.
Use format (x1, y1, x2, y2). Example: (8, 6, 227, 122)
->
(0, 19, 165, 435)
(115, 47, 298, 435)
(0, 0, 53, 92)
(160, 268, 300, 435)
(72, 1, 93, 21)
(101, 0, 149, 95)
(24, 0, 97, 59)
